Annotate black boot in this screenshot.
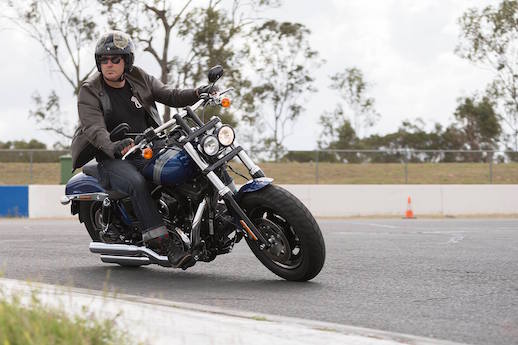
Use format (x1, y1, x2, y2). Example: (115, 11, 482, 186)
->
(166, 235, 193, 269)
(143, 226, 192, 268)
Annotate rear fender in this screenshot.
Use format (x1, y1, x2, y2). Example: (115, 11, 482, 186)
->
(65, 172, 105, 196)
(61, 173, 107, 206)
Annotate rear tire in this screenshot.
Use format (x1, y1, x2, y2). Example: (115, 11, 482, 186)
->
(239, 185, 326, 281)
(79, 201, 102, 242)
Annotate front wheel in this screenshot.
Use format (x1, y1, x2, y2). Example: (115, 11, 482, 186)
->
(239, 185, 326, 281)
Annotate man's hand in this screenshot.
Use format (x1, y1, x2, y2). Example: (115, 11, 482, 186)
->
(196, 84, 218, 98)
(113, 138, 135, 158)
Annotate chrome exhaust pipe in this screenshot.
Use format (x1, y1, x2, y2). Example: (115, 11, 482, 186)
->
(100, 255, 151, 266)
(89, 242, 171, 267)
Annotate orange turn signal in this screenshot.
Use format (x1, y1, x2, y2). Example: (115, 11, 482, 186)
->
(142, 147, 153, 160)
(221, 97, 231, 108)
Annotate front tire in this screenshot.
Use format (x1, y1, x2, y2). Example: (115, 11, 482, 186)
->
(239, 185, 326, 281)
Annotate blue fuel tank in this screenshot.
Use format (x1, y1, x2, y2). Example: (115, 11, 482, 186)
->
(141, 147, 198, 186)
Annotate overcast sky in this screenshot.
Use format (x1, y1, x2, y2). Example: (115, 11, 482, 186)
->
(0, 0, 498, 150)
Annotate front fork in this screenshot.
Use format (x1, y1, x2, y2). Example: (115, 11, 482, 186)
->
(182, 141, 271, 249)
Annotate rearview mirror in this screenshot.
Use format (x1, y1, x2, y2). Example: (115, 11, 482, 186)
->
(208, 65, 224, 83)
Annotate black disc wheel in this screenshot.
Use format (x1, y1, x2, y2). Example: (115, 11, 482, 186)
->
(239, 185, 325, 281)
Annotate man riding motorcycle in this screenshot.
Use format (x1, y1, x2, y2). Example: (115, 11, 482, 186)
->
(71, 31, 212, 268)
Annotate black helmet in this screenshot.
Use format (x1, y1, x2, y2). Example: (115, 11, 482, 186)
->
(94, 31, 135, 73)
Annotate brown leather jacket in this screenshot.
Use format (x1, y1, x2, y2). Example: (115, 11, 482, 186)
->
(71, 66, 199, 169)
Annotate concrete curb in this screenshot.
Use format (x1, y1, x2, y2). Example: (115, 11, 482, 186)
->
(0, 278, 469, 345)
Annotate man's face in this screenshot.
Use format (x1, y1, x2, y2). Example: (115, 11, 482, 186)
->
(100, 55, 125, 81)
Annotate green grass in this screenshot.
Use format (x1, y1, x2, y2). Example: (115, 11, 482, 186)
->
(2, 161, 518, 185)
(0, 294, 130, 345)
(0, 163, 61, 185)
(251, 315, 268, 321)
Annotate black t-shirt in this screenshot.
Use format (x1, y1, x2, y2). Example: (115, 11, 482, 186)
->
(96, 81, 151, 161)
(103, 81, 149, 133)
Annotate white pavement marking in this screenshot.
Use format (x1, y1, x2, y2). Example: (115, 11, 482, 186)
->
(0, 278, 469, 345)
(446, 235, 465, 244)
(342, 221, 399, 229)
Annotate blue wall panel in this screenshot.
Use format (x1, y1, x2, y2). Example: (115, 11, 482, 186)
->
(0, 186, 28, 217)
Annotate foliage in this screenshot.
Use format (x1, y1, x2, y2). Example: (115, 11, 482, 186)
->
(246, 20, 320, 161)
(100, 0, 279, 123)
(6, 0, 101, 143)
(30, 91, 73, 140)
(332, 68, 380, 137)
(0, 139, 47, 150)
(0, 294, 130, 345)
(319, 68, 379, 150)
(314, 96, 501, 164)
(453, 96, 501, 150)
(456, 0, 518, 149)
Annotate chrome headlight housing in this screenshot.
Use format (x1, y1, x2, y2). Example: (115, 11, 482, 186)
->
(202, 135, 220, 156)
(217, 125, 235, 146)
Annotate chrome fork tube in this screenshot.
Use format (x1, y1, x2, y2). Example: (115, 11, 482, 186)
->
(191, 198, 207, 246)
(233, 141, 263, 177)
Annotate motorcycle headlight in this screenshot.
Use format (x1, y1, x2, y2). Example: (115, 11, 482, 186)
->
(217, 125, 235, 146)
(202, 135, 220, 156)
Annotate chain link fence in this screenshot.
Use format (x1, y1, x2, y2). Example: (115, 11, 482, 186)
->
(247, 149, 518, 184)
(1, 149, 518, 185)
(0, 150, 68, 185)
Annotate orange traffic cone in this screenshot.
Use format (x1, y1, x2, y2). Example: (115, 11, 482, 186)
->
(404, 196, 416, 219)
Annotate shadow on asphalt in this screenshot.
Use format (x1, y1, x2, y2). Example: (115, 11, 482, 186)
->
(68, 265, 324, 297)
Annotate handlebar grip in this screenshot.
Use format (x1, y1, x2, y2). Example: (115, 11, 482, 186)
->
(134, 134, 145, 145)
(186, 107, 204, 126)
(173, 113, 193, 134)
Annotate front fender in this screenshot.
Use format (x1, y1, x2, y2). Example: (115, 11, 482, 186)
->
(235, 177, 273, 201)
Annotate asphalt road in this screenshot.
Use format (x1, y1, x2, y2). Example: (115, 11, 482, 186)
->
(0, 218, 516, 345)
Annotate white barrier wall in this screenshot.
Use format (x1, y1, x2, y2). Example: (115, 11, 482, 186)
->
(28, 184, 518, 218)
(29, 185, 70, 218)
(284, 185, 518, 217)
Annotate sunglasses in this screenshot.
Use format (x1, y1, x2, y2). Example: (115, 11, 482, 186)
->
(100, 56, 122, 65)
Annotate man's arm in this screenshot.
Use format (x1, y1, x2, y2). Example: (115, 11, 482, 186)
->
(147, 74, 199, 108)
(77, 85, 116, 158)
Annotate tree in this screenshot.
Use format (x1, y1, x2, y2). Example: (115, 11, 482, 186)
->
(100, 0, 279, 123)
(0, 139, 47, 150)
(6, 0, 101, 143)
(456, 0, 518, 149)
(453, 96, 501, 150)
(333, 68, 379, 137)
(246, 20, 320, 161)
(319, 67, 379, 154)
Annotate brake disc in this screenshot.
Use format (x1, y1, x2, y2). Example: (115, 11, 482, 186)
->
(256, 218, 291, 263)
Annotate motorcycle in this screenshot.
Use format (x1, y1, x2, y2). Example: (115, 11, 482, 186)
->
(61, 66, 326, 281)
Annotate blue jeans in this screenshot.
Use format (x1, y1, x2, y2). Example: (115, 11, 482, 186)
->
(97, 158, 162, 232)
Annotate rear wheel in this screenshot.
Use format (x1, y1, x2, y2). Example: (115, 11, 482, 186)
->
(239, 185, 326, 281)
(79, 201, 102, 242)
(79, 201, 143, 268)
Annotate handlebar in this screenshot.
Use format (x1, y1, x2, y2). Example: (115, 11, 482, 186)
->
(121, 88, 233, 160)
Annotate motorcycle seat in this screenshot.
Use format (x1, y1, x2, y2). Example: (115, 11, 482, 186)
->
(82, 163, 99, 179)
(82, 162, 129, 200)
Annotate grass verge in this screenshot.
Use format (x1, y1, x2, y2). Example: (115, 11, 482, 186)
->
(0, 293, 130, 345)
(2, 161, 518, 185)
